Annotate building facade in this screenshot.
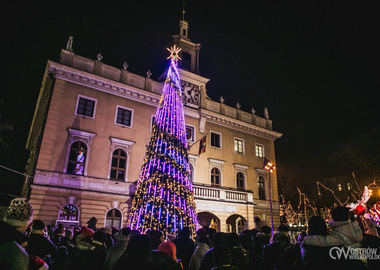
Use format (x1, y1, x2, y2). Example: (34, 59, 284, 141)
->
(24, 19, 282, 233)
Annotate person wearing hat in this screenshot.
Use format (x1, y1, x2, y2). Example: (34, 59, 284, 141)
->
(0, 197, 33, 270)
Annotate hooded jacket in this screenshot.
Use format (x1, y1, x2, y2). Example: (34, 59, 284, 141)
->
(303, 221, 363, 247)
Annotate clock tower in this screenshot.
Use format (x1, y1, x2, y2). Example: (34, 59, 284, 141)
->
(172, 9, 210, 109)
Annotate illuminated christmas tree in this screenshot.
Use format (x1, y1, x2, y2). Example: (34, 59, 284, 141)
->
(128, 46, 196, 235)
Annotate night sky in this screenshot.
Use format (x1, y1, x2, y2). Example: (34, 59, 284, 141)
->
(1, 1, 379, 199)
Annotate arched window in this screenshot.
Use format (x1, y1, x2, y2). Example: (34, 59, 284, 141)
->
(211, 167, 221, 187)
(189, 163, 194, 182)
(110, 149, 127, 180)
(67, 141, 87, 175)
(236, 172, 245, 190)
(105, 208, 122, 228)
(258, 176, 266, 200)
(58, 204, 79, 221)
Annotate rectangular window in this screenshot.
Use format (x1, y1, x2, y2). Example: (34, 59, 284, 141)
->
(185, 125, 195, 142)
(234, 138, 244, 154)
(76, 96, 96, 118)
(255, 144, 264, 158)
(115, 106, 133, 127)
(210, 132, 221, 148)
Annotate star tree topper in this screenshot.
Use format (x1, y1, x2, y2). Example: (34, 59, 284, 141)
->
(167, 45, 182, 61)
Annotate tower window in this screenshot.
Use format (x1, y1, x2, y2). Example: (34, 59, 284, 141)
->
(181, 52, 191, 70)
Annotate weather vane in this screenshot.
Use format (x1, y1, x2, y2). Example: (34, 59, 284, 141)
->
(167, 45, 182, 61)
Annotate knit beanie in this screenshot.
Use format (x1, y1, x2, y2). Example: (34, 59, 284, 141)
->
(3, 197, 33, 227)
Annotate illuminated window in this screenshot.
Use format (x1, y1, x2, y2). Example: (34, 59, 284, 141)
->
(258, 176, 266, 200)
(234, 138, 244, 154)
(255, 144, 264, 158)
(58, 204, 79, 221)
(110, 149, 127, 180)
(211, 167, 221, 186)
(347, 183, 351, 190)
(211, 132, 221, 148)
(337, 184, 342, 191)
(67, 141, 87, 175)
(186, 125, 195, 142)
(105, 209, 122, 228)
(236, 172, 245, 190)
(76, 96, 96, 118)
(115, 106, 133, 127)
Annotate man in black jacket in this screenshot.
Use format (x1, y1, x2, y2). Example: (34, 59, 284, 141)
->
(26, 219, 57, 267)
(173, 227, 195, 270)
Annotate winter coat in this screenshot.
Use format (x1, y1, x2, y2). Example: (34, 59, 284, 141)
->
(173, 236, 196, 270)
(261, 239, 292, 270)
(303, 221, 363, 247)
(189, 243, 209, 270)
(104, 236, 129, 270)
(0, 221, 29, 270)
(26, 231, 57, 260)
(361, 233, 380, 270)
(150, 250, 184, 270)
(115, 251, 152, 270)
(301, 243, 336, 270)
(229, 245, 249, 270)
(199, 247, 215, 270)
(71, 240, 106, 270)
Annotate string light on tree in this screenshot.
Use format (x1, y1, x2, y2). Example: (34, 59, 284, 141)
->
(128, 45, 196, 235)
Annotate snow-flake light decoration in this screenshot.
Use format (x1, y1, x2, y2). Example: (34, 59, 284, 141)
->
(128, 46, 196, 235)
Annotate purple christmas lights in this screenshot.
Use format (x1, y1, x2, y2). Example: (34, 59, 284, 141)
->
(128, 54, 196, 235)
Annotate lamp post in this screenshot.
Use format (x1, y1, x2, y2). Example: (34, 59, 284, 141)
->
(264, 157, 275, 235)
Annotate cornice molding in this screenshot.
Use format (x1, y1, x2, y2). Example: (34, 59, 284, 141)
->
(199, 109, 282, 141)
(49, 61, 161, 107)
(49, 61, 282, 141)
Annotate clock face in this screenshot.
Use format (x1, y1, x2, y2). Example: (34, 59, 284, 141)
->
(181, 80, 200, 107)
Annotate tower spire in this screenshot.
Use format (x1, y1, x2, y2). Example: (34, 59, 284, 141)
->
(179, 1, 189, 38)
(182, 1, 185, 21)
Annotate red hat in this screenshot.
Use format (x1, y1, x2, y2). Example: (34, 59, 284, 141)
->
(158, 241, 177, 260)
(81, 227, 94, 237)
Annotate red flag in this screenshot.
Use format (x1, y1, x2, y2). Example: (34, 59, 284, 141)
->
(198, 135, 207, 155)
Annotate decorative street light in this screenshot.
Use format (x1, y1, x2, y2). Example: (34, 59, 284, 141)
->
(263, 157, 276, 235)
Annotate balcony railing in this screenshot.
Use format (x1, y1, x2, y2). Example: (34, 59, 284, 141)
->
(192, 183, 253, 204)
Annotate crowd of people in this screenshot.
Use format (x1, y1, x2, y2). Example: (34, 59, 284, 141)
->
(1, 197, 380, 269)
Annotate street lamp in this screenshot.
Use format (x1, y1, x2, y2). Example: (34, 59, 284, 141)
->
(264, 157, 275, 235)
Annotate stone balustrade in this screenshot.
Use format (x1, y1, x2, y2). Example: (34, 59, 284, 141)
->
(192, 183, 253, 204)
